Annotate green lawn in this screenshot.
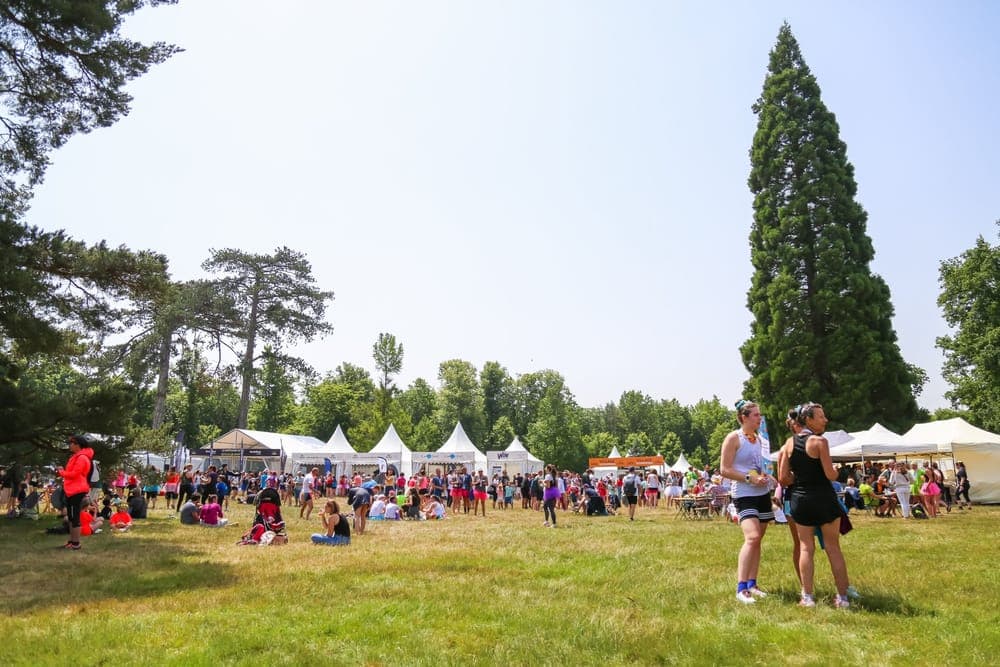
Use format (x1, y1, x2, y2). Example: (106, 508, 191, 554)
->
(3, 500, 999, 666)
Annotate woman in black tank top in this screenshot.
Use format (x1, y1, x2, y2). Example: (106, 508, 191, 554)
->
(777, 402, 854, 609)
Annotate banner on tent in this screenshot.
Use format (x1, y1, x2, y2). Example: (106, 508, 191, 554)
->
(192, 447, 281, 456)
(588, 455, 665, 468)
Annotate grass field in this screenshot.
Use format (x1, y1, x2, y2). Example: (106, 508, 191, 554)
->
(2, 498, 999, 666)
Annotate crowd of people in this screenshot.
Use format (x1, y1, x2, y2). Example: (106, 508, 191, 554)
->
(10, 424, 977, 592)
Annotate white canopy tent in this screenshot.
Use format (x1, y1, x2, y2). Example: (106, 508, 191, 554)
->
(194, 429, 333, 473)
(322, 425, 356, 477)
(350, 424, 414, 477)
(424, 422, 488, 474)
(827, 423, 937, 461)
(487, 437, 544, 477)
(902, 418, 1000, 504)
(326, 425, 355, 453)
(766, 429, 852, 461)
(669, 453, 693, 473)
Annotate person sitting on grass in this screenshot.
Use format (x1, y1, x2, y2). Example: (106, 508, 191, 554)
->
(404, 488, 423, 520)
(109, 500, 133, 532)
(179, 493, 202, 525)
(383, 495, 401, 520)
(423, 495, 446, 519)
(80, 498, 104, 536)
(369, 494, 387, 520)
(311, 500, 350, 546)
(199, 494, 228, 527)
(127, 490, 148, 519)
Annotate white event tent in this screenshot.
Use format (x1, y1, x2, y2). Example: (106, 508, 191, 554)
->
(827, 423, 938, 461)
(487, 437, 544, 477)
(902, 418, 1000, 504)
(323, 425, 356, 477)
(194, 429, 333, 473)
(350, 424, 413, 476)
(421, 422, 488, 473)
(669, 452, 693, 473)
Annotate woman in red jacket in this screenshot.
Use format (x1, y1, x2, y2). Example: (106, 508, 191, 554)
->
(57, 435, 94, 551)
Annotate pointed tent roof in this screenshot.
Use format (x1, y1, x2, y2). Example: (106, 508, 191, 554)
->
(437, 422, 485, 456)
(670, 452, 692, 472)
(325, 425, 356, 453)
(370, 424, 412, 454)
(608, 446, 622, 458)
(505, 437, 542, 463)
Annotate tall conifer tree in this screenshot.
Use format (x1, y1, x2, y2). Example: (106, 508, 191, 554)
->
(741, 24, 920, 433)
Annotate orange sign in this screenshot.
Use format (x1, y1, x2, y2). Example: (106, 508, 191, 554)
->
(588, 455, 665, 469)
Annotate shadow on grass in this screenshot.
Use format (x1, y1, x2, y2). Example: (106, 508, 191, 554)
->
(0, 515, 238, 614)
(769, 585, 925, 617)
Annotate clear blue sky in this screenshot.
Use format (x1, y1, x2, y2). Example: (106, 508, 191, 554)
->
(26, 1, 1000, 415)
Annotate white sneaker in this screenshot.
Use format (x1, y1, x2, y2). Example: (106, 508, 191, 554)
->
(543, 521, 550, 527)
(749, 586, 768, 598)
(834, 595, 851, 609)
(799, 594, 816, 608)
(735, 591, 756, 605)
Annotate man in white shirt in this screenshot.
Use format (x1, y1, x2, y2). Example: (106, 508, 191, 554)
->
(299, 467, 317, 520)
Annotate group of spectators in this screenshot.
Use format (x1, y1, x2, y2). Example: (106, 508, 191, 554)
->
(837, 459, 971, 519)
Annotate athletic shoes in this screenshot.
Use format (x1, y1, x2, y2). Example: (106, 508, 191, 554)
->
(60, 542, 81, 550)
(543, 521, 550, 527)
(736, 590, 756, 605)
(798, 594, 816, 608)
(834, 595, 851, 609)
(846, 586, 861, 600)
(748, 587, 768, 598)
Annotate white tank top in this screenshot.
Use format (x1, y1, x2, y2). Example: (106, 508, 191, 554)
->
(730, 430, 767, 499)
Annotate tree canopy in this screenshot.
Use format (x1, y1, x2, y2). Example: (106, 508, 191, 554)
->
(0, 0, 177, 456)
(203, 246, 333, 429)
(937, 223, 1000, 431)
(741, 23, 921, 435)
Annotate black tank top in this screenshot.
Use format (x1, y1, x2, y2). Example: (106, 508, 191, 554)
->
(334, 513, 351, 538)
(790, 433, 829, 489)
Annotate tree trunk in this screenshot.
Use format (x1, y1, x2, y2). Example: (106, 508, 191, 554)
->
(237, 294, 259, 429)
(151, 329, 174, 429)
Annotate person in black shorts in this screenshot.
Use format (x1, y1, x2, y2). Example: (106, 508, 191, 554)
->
(720, 400, 775, 604)
(778, 402, 854, 609)
(621, 467, 640, 521)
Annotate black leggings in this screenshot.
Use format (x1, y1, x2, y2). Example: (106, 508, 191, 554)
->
(177, 483, 194, 507)
(65, 492, 87, 528)
(956, 484, 970, 504)
(544, 498, 557, 525)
